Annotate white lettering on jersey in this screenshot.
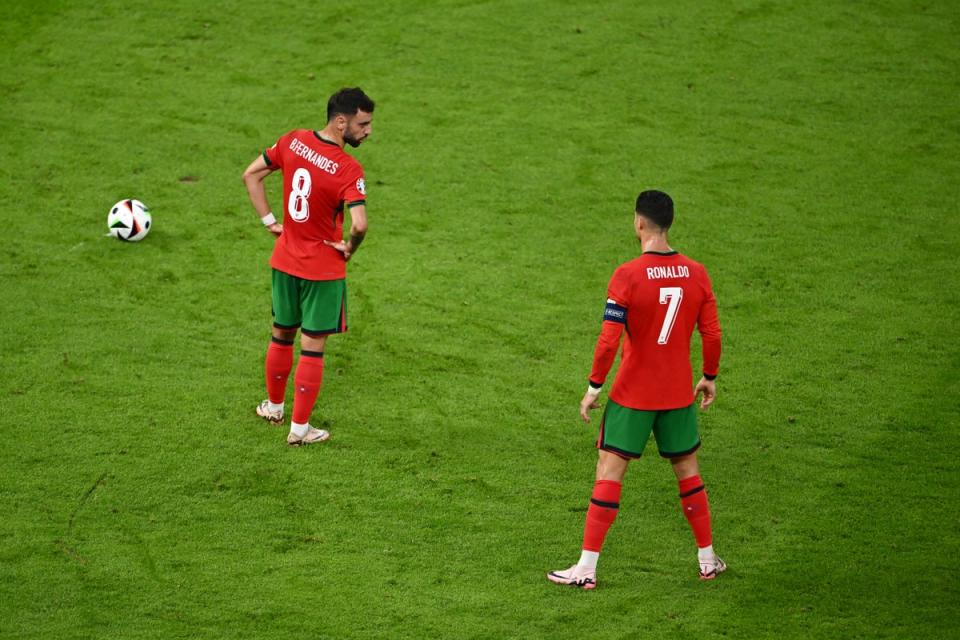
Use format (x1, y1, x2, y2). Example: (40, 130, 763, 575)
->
(657, 287, 683, 344)
(288, 138, 339, 175)
(645, 265, 690, 280)
(287, 167, 312, 222)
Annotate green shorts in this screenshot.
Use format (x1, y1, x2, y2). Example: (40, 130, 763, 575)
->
(597, 399, 700, 459)
(271, 269, 347, 336)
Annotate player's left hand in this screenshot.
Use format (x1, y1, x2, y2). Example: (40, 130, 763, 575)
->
(579, 391, 601, 422)
(694, 377, 716, 410)
(266, 222, 283, 237)
(323, 239, 352, 261)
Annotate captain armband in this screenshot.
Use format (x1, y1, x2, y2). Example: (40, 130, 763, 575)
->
(603, 299, 627, 324)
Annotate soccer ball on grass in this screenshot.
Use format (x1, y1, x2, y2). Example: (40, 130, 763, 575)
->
(107, 199, 152, 242)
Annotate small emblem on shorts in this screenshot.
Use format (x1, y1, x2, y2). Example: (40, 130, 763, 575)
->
(356, 178, 366, 195)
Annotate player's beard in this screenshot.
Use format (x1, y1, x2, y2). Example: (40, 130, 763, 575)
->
(343, 134, 362, 148)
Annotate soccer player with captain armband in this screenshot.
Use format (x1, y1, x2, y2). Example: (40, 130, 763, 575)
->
(548, 189, 724, 589)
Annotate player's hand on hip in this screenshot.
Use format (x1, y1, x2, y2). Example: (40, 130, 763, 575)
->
(266, 222, 283, 237)
(694, 378, 716, 410)
(323, 239, 352, 262)
(580, 391, 601, 422)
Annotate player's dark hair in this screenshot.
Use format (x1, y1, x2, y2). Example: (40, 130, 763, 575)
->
(327, 87, 375, 121)
(635, 190, 674, 230)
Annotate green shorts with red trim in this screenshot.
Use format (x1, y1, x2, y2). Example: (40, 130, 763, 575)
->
(597, 399, 700, 459)
(271, 269, 347, 336)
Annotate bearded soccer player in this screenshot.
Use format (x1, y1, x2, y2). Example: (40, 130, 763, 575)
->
(242, 87, 374, 446)
(548, 190, 725, 589)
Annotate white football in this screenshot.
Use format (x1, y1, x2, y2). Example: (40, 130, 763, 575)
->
(107, 199, 152, 242)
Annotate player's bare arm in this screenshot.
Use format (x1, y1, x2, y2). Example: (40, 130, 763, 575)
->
(242, 155, 283, 236)
(324, 204, 367, 262)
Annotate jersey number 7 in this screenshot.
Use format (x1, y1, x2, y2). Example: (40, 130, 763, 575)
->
(658, 287, 683, 345)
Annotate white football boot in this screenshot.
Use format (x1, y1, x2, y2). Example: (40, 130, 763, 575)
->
(547, 564, 597, 590)
(255, 400, 283, 425)
(699, 556, 727, 580)
(286, 426, 330, 447)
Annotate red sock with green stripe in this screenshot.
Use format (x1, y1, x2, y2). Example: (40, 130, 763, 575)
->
(265, 338, 294, 405)
(291, 350, 324, 424)
(678, 475, 713, 548)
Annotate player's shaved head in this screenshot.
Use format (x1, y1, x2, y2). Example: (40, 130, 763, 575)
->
(635, 190, 674, 231)
(327, 87, 375, 121)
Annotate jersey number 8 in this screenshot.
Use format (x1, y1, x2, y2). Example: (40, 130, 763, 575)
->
(288, 167, 312, 222)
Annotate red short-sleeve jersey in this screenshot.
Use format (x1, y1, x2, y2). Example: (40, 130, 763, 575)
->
(263, 129, 366, 281)
(589, 251, 722, 410)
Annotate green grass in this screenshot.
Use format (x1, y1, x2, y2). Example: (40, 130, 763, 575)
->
(1, 1, 958, 638)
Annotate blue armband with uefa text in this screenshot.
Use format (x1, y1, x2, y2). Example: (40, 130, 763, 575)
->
(603, 299, 627, 324)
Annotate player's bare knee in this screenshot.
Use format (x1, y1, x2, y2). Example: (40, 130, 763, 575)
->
(669, 453, 700, 480)
(272, 327, 297, 342)
(596, 450, 630, 482)
(300, 333, 328, 353)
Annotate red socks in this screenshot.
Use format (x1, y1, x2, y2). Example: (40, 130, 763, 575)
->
(582, 480, 622, 552)
(578, 476, 713, 558)
(266, 338, 325, 425)
(265, 339, 294, 404)
(292, 350, 325, 424)
(678, 475, 713, 548)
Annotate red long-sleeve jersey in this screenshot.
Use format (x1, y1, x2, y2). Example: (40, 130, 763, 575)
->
(589, 251, 721, 410)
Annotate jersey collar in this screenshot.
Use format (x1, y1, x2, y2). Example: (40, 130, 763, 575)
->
(643, 250, 678, 256)
(313, 131, 341, 147)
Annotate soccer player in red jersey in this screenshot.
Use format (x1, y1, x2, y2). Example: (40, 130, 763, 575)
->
(242, 87, 374, 446)
(548, 190, 725, 589)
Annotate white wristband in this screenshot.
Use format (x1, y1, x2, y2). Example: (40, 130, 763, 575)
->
(261, 212, 277, 226)
(586, 384, 602, 396)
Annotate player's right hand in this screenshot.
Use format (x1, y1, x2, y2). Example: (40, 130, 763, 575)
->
(579, 392, 601, 422)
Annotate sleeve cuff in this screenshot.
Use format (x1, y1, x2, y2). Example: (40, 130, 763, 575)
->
(703, 373, 717, 381)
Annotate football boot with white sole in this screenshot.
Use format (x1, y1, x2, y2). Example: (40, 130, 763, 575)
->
(255, 400, 283, 425)
(286, 426, 330, 446)
(699, 556, 727, 580)
(547, 564, 597, 590)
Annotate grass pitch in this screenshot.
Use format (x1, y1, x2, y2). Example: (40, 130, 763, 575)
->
(1, 1, 958, 638)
